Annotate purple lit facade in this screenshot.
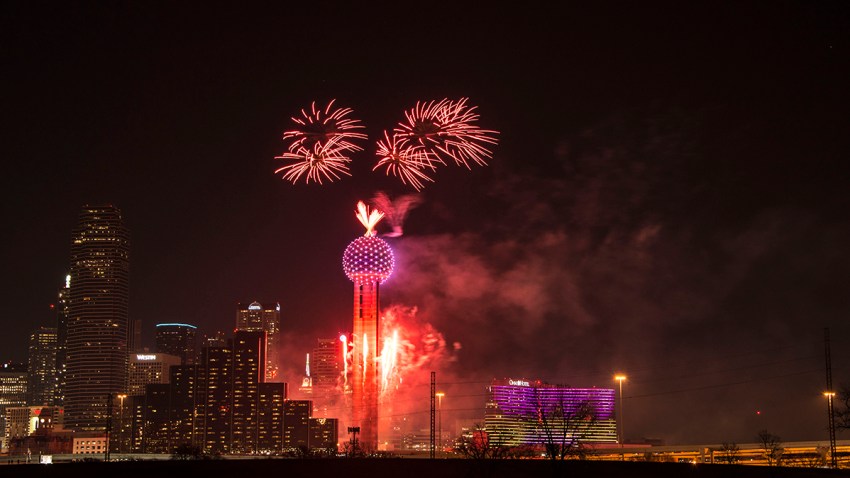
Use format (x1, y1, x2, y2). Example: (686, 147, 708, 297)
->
(485, 379, 617, 446)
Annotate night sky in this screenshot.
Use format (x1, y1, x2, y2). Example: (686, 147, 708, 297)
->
(2, 2, 849, 445)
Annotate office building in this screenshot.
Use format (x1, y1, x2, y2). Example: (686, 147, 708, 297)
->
(283, 399, 311, 449)
(155, 323, 198, 365)
(64, 205, 131, 432)
(308, 417, 338, 450)
(27, 327, 58, 406)
(128, 352, 181, 396)
(235, 302, 280, 381)
(54, 275, 70, 406)
(0, 362, 28, 450)
(484, 379, 617, 447)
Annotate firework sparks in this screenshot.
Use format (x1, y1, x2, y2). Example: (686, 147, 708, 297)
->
(362, 333, 368, 387)
(355, 200, 385, 236)
(283, 99, 367, 153)
(393, 97, 499, 170)
(380, 329, 399, 393)
(340, 334, 348, 390)
(373, 132, 437, 191)
(274, 97, 495, 188)
(275, 100, 366, 185)
(274, 136, 353, 184)
(376, 305, 455, 400)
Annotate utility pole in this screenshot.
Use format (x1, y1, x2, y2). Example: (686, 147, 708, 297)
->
(825, 328, 837, 468)
(347, 427, 360, 457)
(430, 371, 436, 459)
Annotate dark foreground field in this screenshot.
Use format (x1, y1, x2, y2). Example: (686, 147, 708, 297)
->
(4, 459, 850, 478)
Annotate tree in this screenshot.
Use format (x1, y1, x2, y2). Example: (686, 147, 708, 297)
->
(719, 442, 740, 464)
(455, 424, 511, 459)
(533, 390, 598, 461)
(756, 430, 783, 466)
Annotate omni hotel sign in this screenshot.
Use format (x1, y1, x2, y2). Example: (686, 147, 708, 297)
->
(508, 379, 530, 387)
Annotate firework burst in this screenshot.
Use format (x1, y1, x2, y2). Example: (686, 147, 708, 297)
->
(274, 136, 352, 185)
(274, 97, 496, 188)
(283, 99, 367, 153)
(393, 97, 499, 169)
(275, 100, 366, 184)
(373, 132, 437, 191)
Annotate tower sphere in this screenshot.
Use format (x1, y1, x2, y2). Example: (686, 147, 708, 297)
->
(343, 235, 394, 284)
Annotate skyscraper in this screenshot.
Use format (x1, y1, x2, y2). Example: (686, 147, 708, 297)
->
(54, 275, 70, 407)
(342, 202, 395, 451)
(235, 302, 280, 381)
(155, 323, 198, 365)
(310, 338, 342, 418)
(27, 327, 58, 406)
(64, 205, 130, 432)
(127, 352, 181, 396)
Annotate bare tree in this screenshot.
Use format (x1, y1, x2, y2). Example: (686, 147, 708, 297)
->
(756, 429, 783, 466)
(719, 442, 740, 464)
(455, 423, 511, 459)
(533, 390, 598, 461)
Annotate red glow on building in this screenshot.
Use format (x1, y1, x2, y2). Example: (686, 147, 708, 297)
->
(342, 202, 394, 452)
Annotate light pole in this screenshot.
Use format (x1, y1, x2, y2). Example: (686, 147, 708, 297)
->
(824, 391, 837, 468)
(436, 392, 445, 457)
(614, 374, 626, 458)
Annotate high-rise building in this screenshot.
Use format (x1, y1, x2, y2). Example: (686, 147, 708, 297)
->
(283, 399, 311, 449)
(119, 328, 343, 455)
(310, 338, 342, 420)
(484, 379, 617, 447)
(257, 382, 286, 453)
(54, 274, 70, 407)
(230, 330, 266, 454)
(195, 330, 279, 455)
(64, 205, 131, 432)
(155, 323, 198, 365)
(312, 338, 342, 393)
(201, 331, 226, 349)
(0, 362, 28, 450)
(308, 417, 338, 451)
(235, 302, 280, 381)
(127, 352, 181, 396)
(342, 202, 395, 451)
(27, 327, 58, 406)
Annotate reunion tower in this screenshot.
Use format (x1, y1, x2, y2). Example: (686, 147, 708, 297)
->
(342, 201, 394, 451)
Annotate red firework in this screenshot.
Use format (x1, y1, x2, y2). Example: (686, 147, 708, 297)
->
(276, 100, 366, 184)
(274, 136, 352, 185)
(393, 97, 499, 169)
(283, 99, 367, 153)
(373, 132, 437, 192)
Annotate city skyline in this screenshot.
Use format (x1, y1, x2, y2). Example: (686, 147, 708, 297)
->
(2, 2, 849, 447)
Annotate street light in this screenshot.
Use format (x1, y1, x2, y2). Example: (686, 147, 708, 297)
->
(614, 374, 627, 457)
(436, 392, 445, 457)
(824, 391, 837, 468)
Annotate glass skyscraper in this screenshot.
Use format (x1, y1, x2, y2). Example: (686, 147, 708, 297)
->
(64, 205, 130, 432)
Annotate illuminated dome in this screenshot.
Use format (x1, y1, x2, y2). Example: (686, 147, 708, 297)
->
(343, 235, 394, 284)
